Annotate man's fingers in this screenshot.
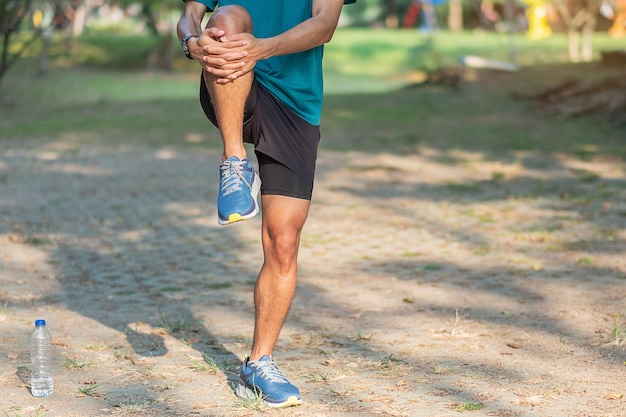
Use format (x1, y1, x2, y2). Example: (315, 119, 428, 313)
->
(203, 49, 248, 61)
(204, 27, 225, 39)
(202, 52, 248, 67)
(203, 62, 246, 77)
(203, 57, 246, 69)
(202, 41, 248, 55)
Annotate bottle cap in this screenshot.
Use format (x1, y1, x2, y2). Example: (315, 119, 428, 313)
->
(35, 319, 46, 326)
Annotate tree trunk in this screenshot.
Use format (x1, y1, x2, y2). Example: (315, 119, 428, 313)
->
(448, 0, 464, 31)
(72, 4, 87, 36)
(161, 35, 174, 71)
(504, 0, 518, 63)
(37, 34, 51, 78)
(580, 15, 595, 61)
(567, 28, 581, 62)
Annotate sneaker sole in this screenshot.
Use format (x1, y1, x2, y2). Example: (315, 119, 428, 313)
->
(235, 382, 302, 408)
(218, 171, 261, 225)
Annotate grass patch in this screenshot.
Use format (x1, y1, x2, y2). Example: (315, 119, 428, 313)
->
(206, 281, 232, 290)
(187, 353, 220, 374)
(453, 402, 485, 412)
(64, 357, 93, 370)
(115, 398, 154, 412)
(2, 406, 46, 417)
(76, 383, 99, 397)
(236, 389, 267, 411)
(606, 313, 626, 346)
(575, 257, 593, 267)
(159, 312, 199, 334)
(423, 263, 443, 271)
(82, 343, 112, 352)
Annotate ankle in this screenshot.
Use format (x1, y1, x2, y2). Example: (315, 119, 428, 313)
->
(222, 150, 247, 162)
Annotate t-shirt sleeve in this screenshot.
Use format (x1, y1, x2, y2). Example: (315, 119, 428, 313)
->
(344, 0, 357, 3)
(182, 0, 217, 11)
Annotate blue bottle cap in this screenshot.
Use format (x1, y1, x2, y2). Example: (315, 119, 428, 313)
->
(35, 319, 46, 326)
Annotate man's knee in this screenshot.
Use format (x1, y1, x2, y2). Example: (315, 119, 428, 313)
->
(265, 226, 301, 270)
(207, 5, 252, 34)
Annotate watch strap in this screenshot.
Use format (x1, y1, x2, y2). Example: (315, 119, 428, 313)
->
(181, 35, 198, 60)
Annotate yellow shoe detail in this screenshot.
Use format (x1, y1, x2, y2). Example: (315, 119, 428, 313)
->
(282, 396, 302, 408)
(227, 213, 244, 224)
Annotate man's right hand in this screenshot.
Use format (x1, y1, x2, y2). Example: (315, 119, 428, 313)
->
(197, 27, 250, 84)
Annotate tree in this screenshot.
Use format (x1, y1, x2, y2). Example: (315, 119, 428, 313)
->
(0, 0, 36, 91)
(0, 0, 81, 93)
(120, 0, 181, 70)
(448, 0, 464, 31)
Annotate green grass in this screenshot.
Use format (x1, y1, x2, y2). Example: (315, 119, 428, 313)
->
(453, 402, 485, 412)
(187, 353, 220, 373)
(323, 28, 626, 92)
(0, 30, 624, 162)
(607, 314, 626, 346)
(159, 312, 199, 334)
(64, 357, 93, 370)
(76, 383, 99, 397)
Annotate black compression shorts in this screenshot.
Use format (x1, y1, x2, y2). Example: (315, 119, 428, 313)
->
(199, 75, 320, 201)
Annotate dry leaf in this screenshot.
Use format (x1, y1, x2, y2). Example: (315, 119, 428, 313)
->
(186, 337, 201, 344)
(52, 338, 67, 347)
(80, 379, 97, 385)
(7, 352, 19, 360)
(349, 310, 364, 319)
(506, 342, 522, 349)
(603, 393, 623, 400)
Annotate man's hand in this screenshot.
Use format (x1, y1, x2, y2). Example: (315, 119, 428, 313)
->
(198, 28, 259, 84)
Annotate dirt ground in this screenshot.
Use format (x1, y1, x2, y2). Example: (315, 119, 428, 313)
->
(1, 76, 626, 416)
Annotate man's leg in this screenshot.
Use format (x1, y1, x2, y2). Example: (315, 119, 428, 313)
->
(200, 6, 260, 225)
(251, 194, 310, 360)
(235, 194, 310, 408)
(201, 5, 252, 161)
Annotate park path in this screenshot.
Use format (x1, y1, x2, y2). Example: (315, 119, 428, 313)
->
(0, 137, 625, 416)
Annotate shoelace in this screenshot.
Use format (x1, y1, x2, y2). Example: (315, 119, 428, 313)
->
(220, 160, 249, 196)
(251, 359, 289, 384)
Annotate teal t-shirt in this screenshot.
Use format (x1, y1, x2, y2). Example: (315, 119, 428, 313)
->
(191, 0, 354, 125)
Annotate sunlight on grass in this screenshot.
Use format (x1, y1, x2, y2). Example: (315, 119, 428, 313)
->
(1, 30, 624, 158)
(323, 29, 625, 94)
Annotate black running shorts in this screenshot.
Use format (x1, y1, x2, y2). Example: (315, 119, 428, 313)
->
(199, 75, 321, 200)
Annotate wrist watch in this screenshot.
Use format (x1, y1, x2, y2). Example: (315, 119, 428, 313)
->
(181, 35, 198, 60)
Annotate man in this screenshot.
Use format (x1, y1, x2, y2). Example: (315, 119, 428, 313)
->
(177, 0, 355, 408)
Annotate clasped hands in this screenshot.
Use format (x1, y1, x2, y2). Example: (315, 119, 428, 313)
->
(195, 27, 261, 84)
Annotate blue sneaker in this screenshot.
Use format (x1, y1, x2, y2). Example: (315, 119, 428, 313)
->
(217, 157, 260, 225)
(235, 355, 302, 408)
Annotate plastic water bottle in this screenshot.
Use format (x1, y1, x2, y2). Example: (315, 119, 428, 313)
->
(30, 319, 53, 397)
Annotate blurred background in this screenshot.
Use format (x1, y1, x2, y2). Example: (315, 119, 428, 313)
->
(2, 0, 625, 78)
(0, 0, 625, 144)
